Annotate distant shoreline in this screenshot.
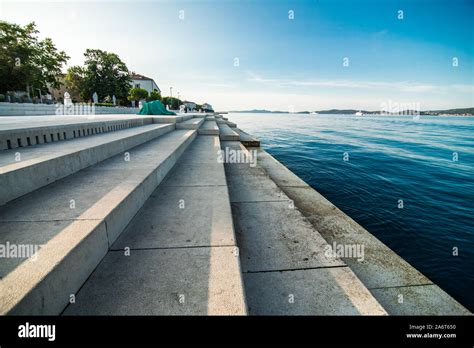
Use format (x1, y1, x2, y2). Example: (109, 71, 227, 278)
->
(229, 108, 474, 116)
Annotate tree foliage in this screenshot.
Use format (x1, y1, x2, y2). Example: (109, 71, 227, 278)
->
(78, 49, 131, 104)
(161, 96, 182, 110)
(128, 87, 149, 102)
(64, 65, 85, 101)
(0, 21, 69, 94)
(147, 90, 162, 101)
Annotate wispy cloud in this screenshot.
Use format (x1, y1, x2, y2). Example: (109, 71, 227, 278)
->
(246, 72, 474, 94)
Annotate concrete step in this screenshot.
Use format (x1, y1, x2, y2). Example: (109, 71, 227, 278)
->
(254, 148, 471, 315)
(234, 128, 260, 147)
(176, 117, 205, 130)
(0, 103, 140, 116)
(221, 140, 387, 315)
(0, 129, 197, 315)
(0, 116, 155, 150)
(198, 120, 219, 135)
(151, 115, 194, 124)
(63, 135, 247, 315)
(217, 123, 239, 141)
(216, 119, 236, 128)
(0, 123, 175, 206)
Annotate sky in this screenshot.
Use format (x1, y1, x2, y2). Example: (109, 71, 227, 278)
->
(1, 0, 473, 111)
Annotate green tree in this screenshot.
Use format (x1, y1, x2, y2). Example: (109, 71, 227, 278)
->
(128, 87, 149, 106)
(0, 21, 69, 94)
(64, 66, 85, 102)
(80, 49, 131, 104)
(161, 97, 182, 110)
(147, 90, 162, 101)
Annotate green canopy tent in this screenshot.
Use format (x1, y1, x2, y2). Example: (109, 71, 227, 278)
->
(138, 100, 176, 115)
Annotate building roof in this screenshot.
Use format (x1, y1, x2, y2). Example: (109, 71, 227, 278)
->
(130, 72, 154, 81)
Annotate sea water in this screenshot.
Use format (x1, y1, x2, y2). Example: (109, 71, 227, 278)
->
(229, 112, 474, 311)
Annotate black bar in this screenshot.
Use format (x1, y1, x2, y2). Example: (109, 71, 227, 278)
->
(0, 316, 472, 346)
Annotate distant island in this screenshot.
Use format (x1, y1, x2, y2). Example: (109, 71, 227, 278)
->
(230, 107, 474, 116)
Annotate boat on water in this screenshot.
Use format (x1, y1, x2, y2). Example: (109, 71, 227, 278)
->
(355, 111, 363, 116)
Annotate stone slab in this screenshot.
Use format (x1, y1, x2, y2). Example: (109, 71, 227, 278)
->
(243, 267, 386, 315)
(0, 124, 174, 205)
(0, 116, 154, 150)
(225, 121, 237, 128)
(176, 117, 205, 130)
(232, 201, 344, 272)
(63, 247, 246, 315)
(234, 128, 260, 147)
(370, 285, 470, 315)
(112, 185, 235, 250)
(0, 131, 195, 223)
(283, 186, 433, 289)
(161, 163, 226, 187)
(198, 120, 219, 135)
(0, 129, 197, 314)
(255, 147, 471, 314)
(217, 123, 239, 141)
(0, 219, 108, 315)
(178, 135, 221, 164)
(225, 164, 289, 203)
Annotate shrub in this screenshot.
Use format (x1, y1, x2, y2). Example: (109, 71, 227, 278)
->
(147, 90, 162, 101)
(21, 96, 32, 103)
(128, 88, 149, 102)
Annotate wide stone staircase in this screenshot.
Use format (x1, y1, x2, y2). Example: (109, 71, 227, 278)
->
(0, 113, 468, 315)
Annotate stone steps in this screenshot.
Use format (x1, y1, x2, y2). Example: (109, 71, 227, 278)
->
(221, 140, 387, 315)
(176, 117, 205, 130)
(198, 120, 219, 135)
(234, 128, 260, 147)
(0, 129, 197, 315)
(225, 121, 237, 128)
(0, 123, 176, 205)
(1, 112, 468, 316)
(0, 116, 156, 150)
(0, 103, 140, 116)
(254, 148, 471, 315)
(217, 123, 239, 141)
(63, 135, 247, 315)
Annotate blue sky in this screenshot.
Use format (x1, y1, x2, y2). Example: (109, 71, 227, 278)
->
(2, 0, 473, 111)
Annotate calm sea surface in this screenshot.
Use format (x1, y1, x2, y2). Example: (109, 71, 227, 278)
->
(229, 113, 474, 311)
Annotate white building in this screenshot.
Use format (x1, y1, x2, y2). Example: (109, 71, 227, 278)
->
(201, 103, 213, 112)
(130, 73, 161, 94)
(182, 101, 197, 112)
